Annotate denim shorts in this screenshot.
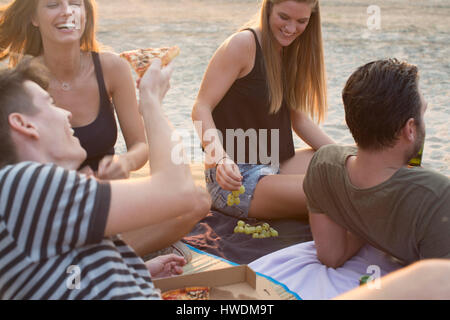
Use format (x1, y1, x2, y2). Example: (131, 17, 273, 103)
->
(205, 164, 280, 219)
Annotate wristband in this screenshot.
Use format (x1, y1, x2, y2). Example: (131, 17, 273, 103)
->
(215, 156, 229, 169)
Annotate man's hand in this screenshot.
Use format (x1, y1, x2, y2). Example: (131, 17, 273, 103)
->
(78, 165, 94, 177)
(145, 254, 186, 279)
(138, 59, 173, 109)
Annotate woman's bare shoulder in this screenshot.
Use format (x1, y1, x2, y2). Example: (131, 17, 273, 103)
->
(98, 51, 131, 79)
(96, 51, 133, 94)
(224, 29, 256, 54)
(97, 51, 128, 71)
(213, 29, 257, 72)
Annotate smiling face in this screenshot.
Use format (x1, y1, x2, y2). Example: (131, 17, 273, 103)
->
(32, 0, 86, 45)
(268, 1, 313, 48)
(23, 80, 86, 167)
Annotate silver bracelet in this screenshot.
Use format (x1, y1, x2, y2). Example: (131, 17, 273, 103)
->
(215, 156, 229, 169)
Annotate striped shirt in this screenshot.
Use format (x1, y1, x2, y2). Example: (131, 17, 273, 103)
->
(0, 162, 161, 300)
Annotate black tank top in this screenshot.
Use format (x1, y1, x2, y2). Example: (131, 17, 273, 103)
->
(212, 29, 295, 165)
(74, 52, 117, 171)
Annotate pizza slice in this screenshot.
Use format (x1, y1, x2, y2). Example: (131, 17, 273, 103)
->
(120, 46, 180, 77)
(161, 286, 210, 300)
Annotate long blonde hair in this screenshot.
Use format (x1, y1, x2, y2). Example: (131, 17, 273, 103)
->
(247, 0, 327, 122)
(0, 0, 101, 67)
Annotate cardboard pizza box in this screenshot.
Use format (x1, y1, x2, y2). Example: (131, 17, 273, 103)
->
(153, 265, 281, 300)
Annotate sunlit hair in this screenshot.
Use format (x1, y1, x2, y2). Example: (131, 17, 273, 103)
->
(243, 0, 327, 122)
(0, 0, 101, 67)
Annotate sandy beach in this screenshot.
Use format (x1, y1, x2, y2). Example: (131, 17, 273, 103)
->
(95, 0, 449, 178)
(1, 0, 448, 179)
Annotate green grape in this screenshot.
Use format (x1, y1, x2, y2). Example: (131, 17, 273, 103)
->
(239, 185, 246, 195)
(227, 194, 234, 206)
(262, 223, 270, 231)
(252, 233, 260, 239)
(234, 226, 239, 233)
(270, 229, 279, 237)
(237, 220, 245, 227)
(237, 226, 245, 233)
(255, 226, 262, 233)
(232, 191, 240, 197)
(249, 227, 256, 234)
(244, 227, 252, 235)
(234, 197, 241, 205)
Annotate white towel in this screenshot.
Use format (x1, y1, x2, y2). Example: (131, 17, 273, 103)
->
(249, 241, 403, 300)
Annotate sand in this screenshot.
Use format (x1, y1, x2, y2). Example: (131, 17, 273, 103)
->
(1, 0, 448, 177)
(94, 0, 449, 177)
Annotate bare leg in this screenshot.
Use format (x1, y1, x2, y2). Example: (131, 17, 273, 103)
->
(335, 259, 450, 300)
(248, 149, 314, 220)
(280, 148, 315, 175)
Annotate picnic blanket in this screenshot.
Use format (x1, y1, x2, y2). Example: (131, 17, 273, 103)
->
(249, 241, 404, 300)
(182, 210, 313, 265)
(182, 245, 300, 300)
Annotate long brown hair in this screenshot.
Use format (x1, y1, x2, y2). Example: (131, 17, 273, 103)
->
(246, 0, 327, 122)
(0, 0, 101, 67)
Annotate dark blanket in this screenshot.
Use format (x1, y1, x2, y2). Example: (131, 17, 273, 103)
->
(183, 211, 313, 265)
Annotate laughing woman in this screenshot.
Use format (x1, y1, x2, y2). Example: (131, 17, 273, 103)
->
(192, 0, 334, 221)
(0, 0, 148, 179)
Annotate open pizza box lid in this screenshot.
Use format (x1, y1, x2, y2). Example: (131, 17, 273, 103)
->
(153, 265, 281, 300)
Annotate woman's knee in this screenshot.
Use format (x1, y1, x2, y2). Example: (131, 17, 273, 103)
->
(280, 148, 315, 174)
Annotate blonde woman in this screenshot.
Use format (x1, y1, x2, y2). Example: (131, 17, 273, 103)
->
(192, 0, 334, 220)
(0, 0, 148, 179)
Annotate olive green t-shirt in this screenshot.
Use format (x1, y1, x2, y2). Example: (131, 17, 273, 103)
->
(303, 144, 450, 264)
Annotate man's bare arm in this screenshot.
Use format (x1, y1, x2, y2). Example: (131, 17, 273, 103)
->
(104, 60, 210, 237)
(310, 212, 365, 268)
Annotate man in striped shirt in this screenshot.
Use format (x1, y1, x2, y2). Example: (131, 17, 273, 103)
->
(0, 58, 211, 299)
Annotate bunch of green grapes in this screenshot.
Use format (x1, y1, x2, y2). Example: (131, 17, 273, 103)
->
(234, 220, 279, 238)
(227, 185, 246, 206)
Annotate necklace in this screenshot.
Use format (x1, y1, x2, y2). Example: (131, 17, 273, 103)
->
(53, 53, 84, 91)
(61, 81, 71, 91)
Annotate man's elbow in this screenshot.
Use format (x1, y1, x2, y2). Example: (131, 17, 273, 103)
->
(317, 250, 347, 269)
(192, 186, 212, 220)
(181, 185, 211, 221)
